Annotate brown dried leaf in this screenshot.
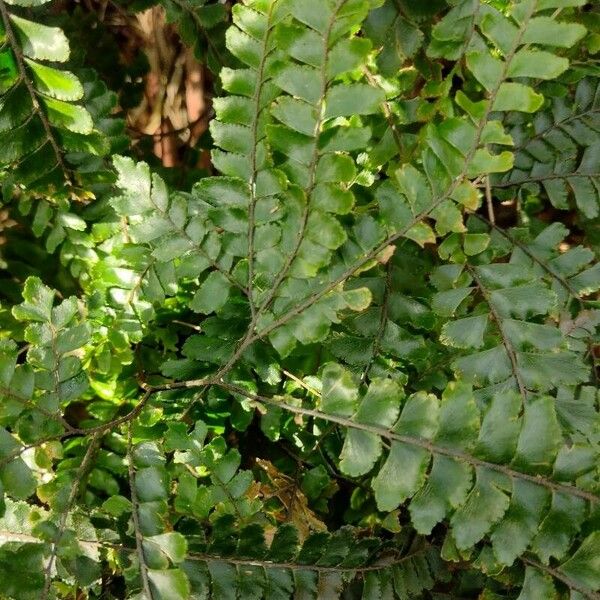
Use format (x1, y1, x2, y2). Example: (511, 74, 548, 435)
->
(254, 459, 327, 541)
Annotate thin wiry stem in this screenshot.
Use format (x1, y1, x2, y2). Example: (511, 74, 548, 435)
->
(521, 556, 600, 600)
(361, 261, 393, 384)
(484, 176, 495, 224)
(0, 385, 75, 432)
(466, 264, 529, 401)
(0, 382, 209, 470)
(282, 369, 320, 396)
(0, 393, 151, 470)
(127, 424, 154, 599)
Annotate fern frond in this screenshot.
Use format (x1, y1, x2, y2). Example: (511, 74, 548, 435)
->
(218, 375, 600, 594)
(0, 0, 108, 196)
(210, 0, 287, 316)
(496, 77, 600, 219)
(0, 496, 456, 599)
(3, 277, 89, 437)
(363, 0, 432, 77)
(327, 245, 434, 382)
(163, 0, 230, 73)
(98, 157, 250, 336)
(433, 260, 588, 398)
(241, 0, 588, 352)
(0, 2, 599, 599)
(212, 0, 384, 319)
